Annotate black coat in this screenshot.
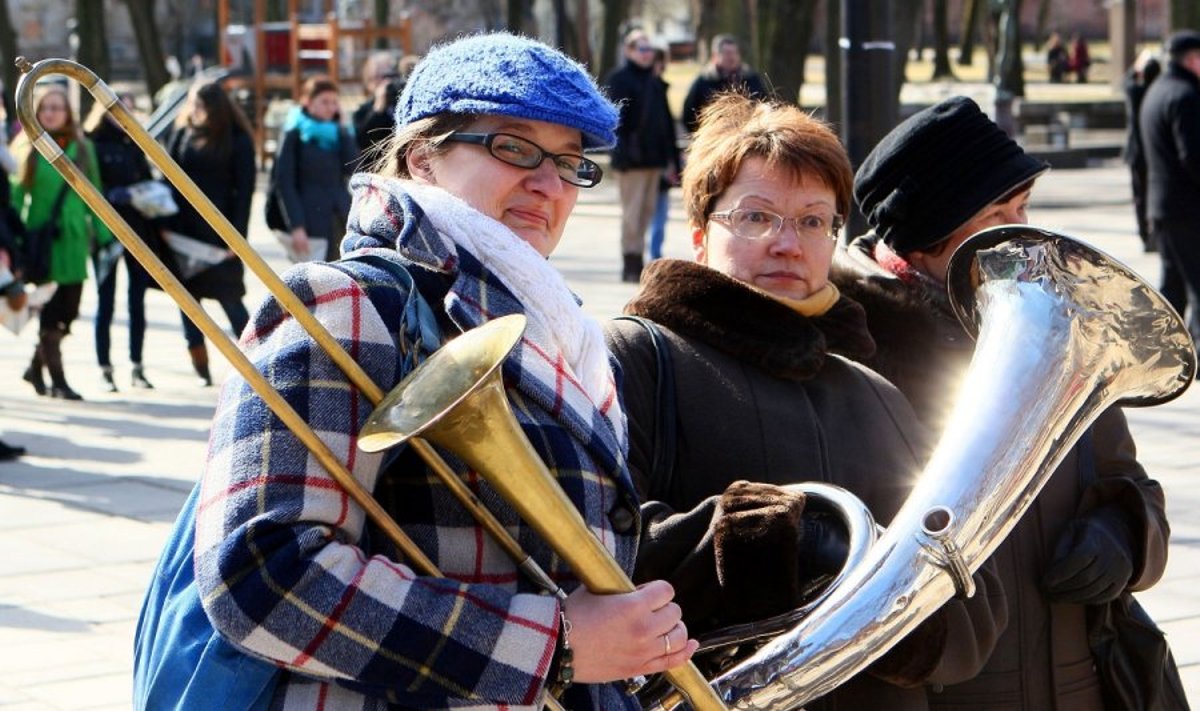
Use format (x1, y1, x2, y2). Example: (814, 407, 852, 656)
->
(272, 125, 357, 259)
(681, 64, 768, 134)
(605, 259, 1008, 711)
(88, 119, 161, 253)
(831, 235, 1170, 710)
(603, 61, 678, 171)
(1139, 61, 1200, 224)
(162, 125, 255, 301)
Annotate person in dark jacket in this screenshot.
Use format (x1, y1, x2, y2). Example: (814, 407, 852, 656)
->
(1123, 49, 1162, 253)
(350, 51, 413, 171)
(1140, 30, 1200, 354)
(271, 75, 358, 262)
(606, 93, 1007, 711)
(84, 95, 158, 391)
(832, 95, 1170, 710)
(162, 80, 256, 386)
(681, 34, 768, 134)
(604, 29, 679, 282)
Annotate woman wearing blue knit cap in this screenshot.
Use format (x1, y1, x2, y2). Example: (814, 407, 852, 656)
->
(135, 33, 695, 711)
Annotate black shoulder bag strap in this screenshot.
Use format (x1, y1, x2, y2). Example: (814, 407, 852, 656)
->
(614, 315, 676, 494)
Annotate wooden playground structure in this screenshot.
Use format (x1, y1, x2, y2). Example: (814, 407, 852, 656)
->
(216, 0, 412, 154)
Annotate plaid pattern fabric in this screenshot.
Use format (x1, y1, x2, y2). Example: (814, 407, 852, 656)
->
(194, 175, 639, 710)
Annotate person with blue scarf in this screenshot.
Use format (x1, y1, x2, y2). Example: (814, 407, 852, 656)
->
(271, 75, 358, 262)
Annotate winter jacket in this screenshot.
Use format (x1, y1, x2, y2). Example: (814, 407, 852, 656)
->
(11, 137, 112, 286)
(681, 63, 768, 134)
(194, 174, 640, 711)
(88, 118, 162, 253)
(1139, 60, 1200, 225)
(272, 122, 357, 257)
(832, 233, 1170, 710)
(603, 61, 678, 171)
(605, 259, 1008, 711)
(162, 124, 255, 300)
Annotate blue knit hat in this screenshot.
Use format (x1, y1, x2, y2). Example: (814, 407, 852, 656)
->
(395, 33, 618, 150)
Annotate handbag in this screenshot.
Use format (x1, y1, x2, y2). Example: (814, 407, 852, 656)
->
(1088, 592, 1190, 711)
(1077, 430, 1191, 711)
(20, 184, 70, 284)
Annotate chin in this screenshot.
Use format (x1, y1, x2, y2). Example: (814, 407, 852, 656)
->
(512, 228, 555, 258)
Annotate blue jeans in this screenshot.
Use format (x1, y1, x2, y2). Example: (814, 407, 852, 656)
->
(95, 249, 151, 367)
(180, 298, 249, 350)
(648, 187, 669, 260)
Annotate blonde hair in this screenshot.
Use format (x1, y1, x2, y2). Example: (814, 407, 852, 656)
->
(10, 83, 89, 188)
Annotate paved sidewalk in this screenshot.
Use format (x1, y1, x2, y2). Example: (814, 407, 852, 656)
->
(1, 162, 1197, 709)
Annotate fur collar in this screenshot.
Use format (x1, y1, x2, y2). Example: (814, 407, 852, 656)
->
(624, 259, 875, 381)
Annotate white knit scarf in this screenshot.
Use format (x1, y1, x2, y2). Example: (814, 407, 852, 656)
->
(404, 182, 620, 424)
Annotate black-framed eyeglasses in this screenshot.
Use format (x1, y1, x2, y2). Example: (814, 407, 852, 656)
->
(708, 207, 844, 242)
(442, 132, 604, 188)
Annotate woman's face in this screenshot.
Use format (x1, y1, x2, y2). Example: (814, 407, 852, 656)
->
(695, 156, 839, 300)
(306, 90, 340, 122)
(416, 115, 581, 258)
(37, 92, 70, 133)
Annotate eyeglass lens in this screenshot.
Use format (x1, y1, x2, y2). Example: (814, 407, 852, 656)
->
(486, 134, 600, 187)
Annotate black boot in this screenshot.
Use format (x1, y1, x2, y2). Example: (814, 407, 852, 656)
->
(131, 363, 154, 389)
(43, 329, 83, 401)
(100, 365, 119, 393)
(621, 253, 644, 284)
(0, 439, 25, 461)
(189, 344, 213, 387)
(22, 346, 46, 396)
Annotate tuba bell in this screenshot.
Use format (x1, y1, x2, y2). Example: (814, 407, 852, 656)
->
(681, 224, 1195, 706)
(646, 225, 1195, 710)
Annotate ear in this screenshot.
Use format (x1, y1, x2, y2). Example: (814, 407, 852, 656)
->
(692, 225, 708, 264)
(406, 144, 435, 183)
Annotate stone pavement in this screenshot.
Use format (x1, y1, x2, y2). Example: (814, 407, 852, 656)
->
(1, 162, 1197, 709)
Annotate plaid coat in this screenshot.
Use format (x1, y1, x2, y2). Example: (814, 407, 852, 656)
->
(193, 175, 641, 710)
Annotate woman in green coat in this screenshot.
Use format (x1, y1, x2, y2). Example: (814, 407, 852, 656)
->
(12, 83, 112, 400)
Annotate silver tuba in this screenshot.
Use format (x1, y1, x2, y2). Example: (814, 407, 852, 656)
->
(651, 225, 1196, 710)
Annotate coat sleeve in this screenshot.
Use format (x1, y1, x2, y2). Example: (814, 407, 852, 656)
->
(274, 129, 304, 231)
(193, 260, 561, 706)
(1171, 89, 1200, 188)
(681, 78, 704, 135)
(606, 317, 1007, 688)
(1077, 406, 1169, 591)
(82, 140, 113, 246)
(229, 130, 256, 236)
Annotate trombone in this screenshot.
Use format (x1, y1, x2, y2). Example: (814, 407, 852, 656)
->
(15, 57, 726, 711)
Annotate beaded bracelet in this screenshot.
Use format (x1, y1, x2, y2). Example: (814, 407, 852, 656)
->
(556, 608, 575, 689)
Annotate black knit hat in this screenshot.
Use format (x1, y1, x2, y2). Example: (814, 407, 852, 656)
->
(853, 96, 1049, 254)
(1167, 30, 1200, 59)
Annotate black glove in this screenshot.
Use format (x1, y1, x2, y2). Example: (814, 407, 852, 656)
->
(798, 511, 850, 578)
(1042, 508, 1134, 604)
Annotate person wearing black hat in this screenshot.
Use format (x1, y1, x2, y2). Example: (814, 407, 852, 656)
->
(1139, 30, 1200, 355)
(831, 96, 1170, 710)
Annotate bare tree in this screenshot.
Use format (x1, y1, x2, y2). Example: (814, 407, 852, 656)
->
(824, 0, 840, 125)
(123, 0, 171, 100)
(75, 0, 110, 117)
(893, 0, 922, 99)
(693, 0, 752, 66)
(1034, 0, 1051, 45)
(1170, 0, 1200, 30)
(931, 0, 954, 79)
(995, 0, 1025, 97)
(599, 0, 630, 77)
(0, 0, 19, 133)
(508, 0, 535, 35)
(756, 0, 815, 104)
(958, 0, 982, 66)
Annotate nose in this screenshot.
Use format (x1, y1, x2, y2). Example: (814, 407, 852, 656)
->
(769, 220, 805, 256)
(525, 157, 566, 197)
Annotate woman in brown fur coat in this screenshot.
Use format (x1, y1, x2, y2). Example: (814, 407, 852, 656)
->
(604, 94, 1007, 711)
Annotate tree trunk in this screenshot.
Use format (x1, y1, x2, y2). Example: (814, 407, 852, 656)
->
(1169, 0, 1200, 30)
(756, 0, 815, 104)
(0, 0, 19, 136)
(600, 0, 629, 77)
(931, 0, 954, 79)
(996, 0, 1025, 97)
(124, 0, 171, 100)
(958, 0, 981, 66)
(694, 0, 752, 65)
(824, 0, 841, 125)
(374, 0, 389, 49)
(893, 0, 920, 100)
(507, 0, 535, 35)
(75, 0, 110, 118)
(575, 0, 592, 68)
(1034, 0, 1051, 46)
